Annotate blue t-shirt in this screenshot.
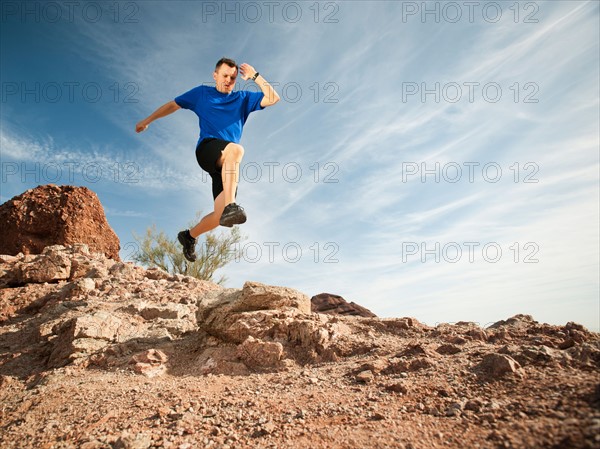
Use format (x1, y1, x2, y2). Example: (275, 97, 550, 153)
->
(174, 85, 264, 146)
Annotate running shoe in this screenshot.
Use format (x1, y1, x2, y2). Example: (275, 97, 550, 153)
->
(219, 203, 247, 227)
(177, 230, 197, 262)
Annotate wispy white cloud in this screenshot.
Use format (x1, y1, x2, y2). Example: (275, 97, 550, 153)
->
(104, 207, 149, 218)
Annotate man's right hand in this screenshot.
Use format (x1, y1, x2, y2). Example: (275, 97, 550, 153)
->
(136, 101, 181, 133)
(135, 120, 149, 133)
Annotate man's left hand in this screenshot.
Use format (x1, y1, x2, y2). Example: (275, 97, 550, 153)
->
(239, 63, 257, 81)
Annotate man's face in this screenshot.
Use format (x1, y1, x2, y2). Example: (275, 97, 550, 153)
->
(214, 64, 238, 94)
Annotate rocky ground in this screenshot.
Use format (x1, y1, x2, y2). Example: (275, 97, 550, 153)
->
(1, 245, 599, 449)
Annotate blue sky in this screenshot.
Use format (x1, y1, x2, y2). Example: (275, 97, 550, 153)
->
(1, 1, 598, 331)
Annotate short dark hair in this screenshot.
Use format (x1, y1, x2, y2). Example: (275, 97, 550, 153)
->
(215, 57, 238, 72)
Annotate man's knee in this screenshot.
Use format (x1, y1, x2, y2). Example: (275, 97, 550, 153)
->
(225, 143, 244, 160)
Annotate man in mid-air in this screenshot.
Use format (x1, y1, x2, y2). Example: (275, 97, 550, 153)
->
(136, 58, 280, 262)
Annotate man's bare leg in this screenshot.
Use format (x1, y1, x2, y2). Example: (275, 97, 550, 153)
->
(189, 192, 227, 238)
(218, 143, 244, 205)
(218, 143, 247, 226)
(179, 143, 246, 261)
(179, 192, 226, 262)
(189, 142, 244, 238)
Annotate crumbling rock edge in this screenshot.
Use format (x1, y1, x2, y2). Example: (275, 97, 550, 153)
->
(1, 244, 599, 449)
(0, 244, 598, 378)
(0, 244, 430, 376)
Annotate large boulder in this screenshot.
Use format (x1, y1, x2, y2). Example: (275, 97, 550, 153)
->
(311, 293, 377, 317)
(195, 281, 353, 371)
(0, 184, 120, 260)
(197, 281, 314, 344)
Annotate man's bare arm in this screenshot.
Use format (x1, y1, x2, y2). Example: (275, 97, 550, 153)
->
(136, 100, 181, 133)
(239, 63, 280, 108)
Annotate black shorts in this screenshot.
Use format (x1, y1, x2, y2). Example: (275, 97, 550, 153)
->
(196, 138, 232, 200)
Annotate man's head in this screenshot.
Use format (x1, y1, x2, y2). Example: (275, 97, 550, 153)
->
(214, 57, 238, 94)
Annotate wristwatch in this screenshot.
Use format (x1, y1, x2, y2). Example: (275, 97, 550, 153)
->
(251, 72, 260, 81)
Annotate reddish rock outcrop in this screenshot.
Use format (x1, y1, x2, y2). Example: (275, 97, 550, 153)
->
(0, 184, 120, 260)
(311, 292, 377, 317)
